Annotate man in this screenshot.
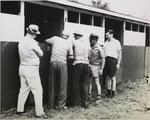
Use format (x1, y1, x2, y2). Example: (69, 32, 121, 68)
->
(17, 24, 47, 118)
(103, 29, 122, 98)
(72, 31, 90, 109)
(88, 33, 105, 100)
(45, 30, 73, 110)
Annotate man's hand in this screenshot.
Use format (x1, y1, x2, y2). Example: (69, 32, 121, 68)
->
(99, 69, 103, 75)
(116, 64, 120, 70)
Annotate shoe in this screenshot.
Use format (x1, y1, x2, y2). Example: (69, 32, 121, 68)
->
(88, 94, 92, 101)
(55, 105, 67, 110)
(16, 111, 26, 115)
(82, 102, 89, 109)
(146, 108, 150, 111)
(106, 90, 111, 98)
(47, 105, 53, 109)
(112, 91, 115, 98)
(97, 95, 102, 100)
(36, 114, 47, 119)
(63, 106, 67, 109)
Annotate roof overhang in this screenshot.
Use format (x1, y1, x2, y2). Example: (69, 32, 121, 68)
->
(28, 0, 150, 25)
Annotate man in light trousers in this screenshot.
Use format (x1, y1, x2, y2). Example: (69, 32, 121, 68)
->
(17, 24, 47, 119)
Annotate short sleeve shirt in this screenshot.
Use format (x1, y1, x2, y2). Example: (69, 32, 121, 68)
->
(73, 39, 90, 65)
(47, 36, 73, 64)
(103, 38, 121, 59)
(18, 36, 42, 66)
(89, 44, 105, 66)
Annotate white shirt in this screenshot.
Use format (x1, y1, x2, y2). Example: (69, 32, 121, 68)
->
(46, 36, 73, 64)
(18, 36, 43, 66)
(103, 38, 121, 59)
(73, 38, 90, 65)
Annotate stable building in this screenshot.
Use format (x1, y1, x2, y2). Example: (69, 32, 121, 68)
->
(0, 0, 150, 111)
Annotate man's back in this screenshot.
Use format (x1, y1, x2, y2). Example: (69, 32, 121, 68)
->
(49, 36, 72, 64)
(18, 36, 41, 66)
(73, 39, 89, 65)
(89, 45, 104, 66)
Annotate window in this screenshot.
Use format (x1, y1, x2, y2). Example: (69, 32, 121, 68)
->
(139, 25, 144, 33)
(125, 22, 131, 30)
(1, 1, 20, 15)
(80, 13, 92, 25)
(94, 16, 103, 27)
(68, 11, 79, 23)
(132, 24, 138, 32)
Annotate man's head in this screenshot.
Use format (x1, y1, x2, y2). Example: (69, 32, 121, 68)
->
(106, 29, 114, 40)
(26, 24, 40, 39)
(89, 33, 99, 47)
(73, 31, 83, 40)
(62, 30, 70, 39)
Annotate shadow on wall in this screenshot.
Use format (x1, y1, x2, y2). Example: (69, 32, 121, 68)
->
(1, 42, 52, 110)
(1, 42, 20, 110)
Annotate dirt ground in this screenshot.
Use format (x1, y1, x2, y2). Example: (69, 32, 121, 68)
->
(1, 79, 150, 120)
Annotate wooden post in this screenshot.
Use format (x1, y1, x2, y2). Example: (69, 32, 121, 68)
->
(122, 21, 125, 45)
(91, 15, 94, 26)
(144, 25, 146, 33)
(103, 17, 105, 28)
(0, 1, 1, 13)
(64, 9, 68, 23)
(20, 1, 24, 16)
(79, 12, 81, 24)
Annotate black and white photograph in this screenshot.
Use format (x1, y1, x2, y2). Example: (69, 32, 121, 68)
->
(0, 0, 150, 119)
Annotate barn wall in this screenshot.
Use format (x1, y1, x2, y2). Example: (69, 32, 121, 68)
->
(145, 47, 150, 77)
(122, 46, 145, 81)
(1, 42, 20, 110)
(0, 42, 1, 112)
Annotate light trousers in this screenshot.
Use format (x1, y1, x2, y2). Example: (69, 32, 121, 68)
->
(17, 65, 44, 116)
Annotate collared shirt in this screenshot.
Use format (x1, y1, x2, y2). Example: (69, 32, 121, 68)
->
(18, 36, 43, 66)
(89, 44, 105, 66)
(73, 38, 90, 65)
(46, 36, 73, 64)
(103, 38, 122, 59)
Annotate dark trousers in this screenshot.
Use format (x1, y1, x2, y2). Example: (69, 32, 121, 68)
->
(72, 63, 89, 105)
(48, 61, 68, 108)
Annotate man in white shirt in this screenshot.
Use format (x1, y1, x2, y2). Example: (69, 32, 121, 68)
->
(103, 29, 122, 98)
(45, 30, 73, 110)
(71, 31, 90, 109)
(17, 24, 47, 118)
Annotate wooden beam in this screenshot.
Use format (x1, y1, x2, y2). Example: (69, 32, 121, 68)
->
(0, 1, 1, 13)
(64, 9, 68, 22)
(20, 1, 24, 16)
(91, 15, 94, 26)
(103, 17, 105, 28)
(79, 12, 81, 24)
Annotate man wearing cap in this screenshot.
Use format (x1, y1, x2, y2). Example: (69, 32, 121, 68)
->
(103, 29, 122, 98)
(17, 24, 47, 118)
(45, 30, 73, 110)
(88, 33, 105, 100)
(71, 31, 90, 109)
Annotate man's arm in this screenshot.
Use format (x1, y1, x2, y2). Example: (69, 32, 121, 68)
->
(101, 57, 105, 70)
(33, 43, 43, 57)
(117, 49, 122, 70)
(45, 36, 56, 44)
(68, 42, 74, 59)
(99, 47, 105, 75)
